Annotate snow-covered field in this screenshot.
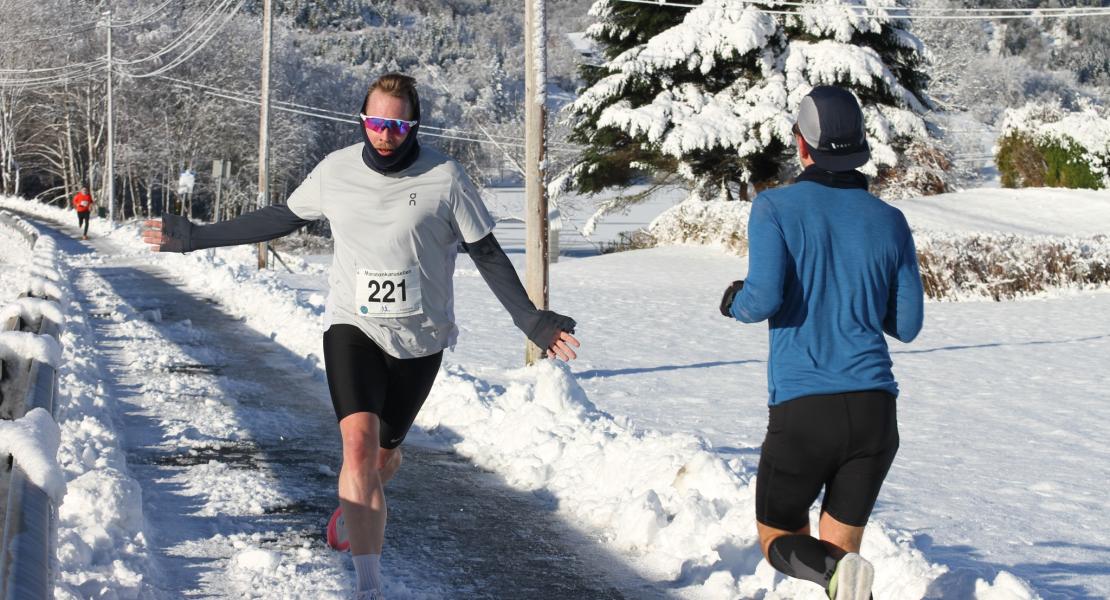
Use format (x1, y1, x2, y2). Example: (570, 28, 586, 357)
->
(2, 187, 1108, 599)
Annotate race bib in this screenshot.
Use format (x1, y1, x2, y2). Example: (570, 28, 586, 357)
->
(355, 266, 422, 317)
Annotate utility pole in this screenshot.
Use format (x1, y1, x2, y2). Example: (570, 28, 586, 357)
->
(523, 0, 549, 365)
(256, 0, 272, 269)
(105, 6, 115, 225)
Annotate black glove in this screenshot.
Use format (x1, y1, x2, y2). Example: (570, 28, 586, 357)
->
(719, 280, 744, 317)
(159, 214, 194, 253)
(523, 310, 577, 350)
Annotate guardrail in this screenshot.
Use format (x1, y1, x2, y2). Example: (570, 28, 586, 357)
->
(0, 211, 38, 247)
(0, 211, 62, 600)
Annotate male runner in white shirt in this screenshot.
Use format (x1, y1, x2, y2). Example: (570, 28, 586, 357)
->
(143, 73, 579, 600)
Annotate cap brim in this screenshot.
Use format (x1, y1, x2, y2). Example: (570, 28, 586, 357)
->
(809, 148, 870, 172)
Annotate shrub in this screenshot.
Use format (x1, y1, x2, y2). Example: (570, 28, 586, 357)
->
(1041, 139, 1104, 189)
(645, 196, 751, 255)
(996, 132, 1046, 188)
(996, 102, 1110, 189)
(916, 231, 1110, 300)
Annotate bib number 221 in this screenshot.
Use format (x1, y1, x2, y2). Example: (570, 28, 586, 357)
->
(367, 279, 406, 303)
(356, 266, 422, 317)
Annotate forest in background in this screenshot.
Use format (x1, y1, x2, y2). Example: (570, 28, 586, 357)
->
(1, 0, 1108, 222)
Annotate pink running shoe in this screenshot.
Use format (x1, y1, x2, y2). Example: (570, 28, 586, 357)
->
(326, 506, 350, 552)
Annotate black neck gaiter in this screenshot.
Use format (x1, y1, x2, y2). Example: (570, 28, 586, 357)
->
(360, 97, 422, 175)
(795, 165, 869, 190)
(361, 125, 420, 174)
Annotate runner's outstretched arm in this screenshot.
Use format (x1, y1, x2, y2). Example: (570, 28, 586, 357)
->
(142, 205, 313, 252)
(462, 233, 580, 360)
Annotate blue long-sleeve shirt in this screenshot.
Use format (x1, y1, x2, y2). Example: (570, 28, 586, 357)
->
(730, 169, 924, 405)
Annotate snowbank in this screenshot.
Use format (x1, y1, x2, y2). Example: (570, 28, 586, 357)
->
(0, 407, 66, 501)
(647, 195, 751, 254)
(0, 330, 62, 367)
(0, 198, 159, 598)
(0, 296, 65, 331)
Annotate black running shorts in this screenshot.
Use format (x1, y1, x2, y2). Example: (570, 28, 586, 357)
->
(755, 390, 899, 531)
(322, 324, 443, 449)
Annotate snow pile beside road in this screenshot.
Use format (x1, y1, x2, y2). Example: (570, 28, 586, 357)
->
(0, 330, 62, 367)
(0, 408, 66, 500)
(0, 215, 32, 298)
(418, 361, 963, 599)
(47, 257, 157, 599)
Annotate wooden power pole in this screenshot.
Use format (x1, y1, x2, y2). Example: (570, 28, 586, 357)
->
(523, 0, 549, 365)
(256, 0, 272, 269)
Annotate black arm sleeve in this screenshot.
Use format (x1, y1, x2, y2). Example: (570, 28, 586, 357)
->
(160, 205, 313, 253)
(462, 233, 576, 349)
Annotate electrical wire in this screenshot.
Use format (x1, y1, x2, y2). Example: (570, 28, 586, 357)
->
(114, 0, 239, 67)
(111, 0, 180, 27)
(613, 0, 1110, 20)
(153, 75, 583, 150)
(0, 58, 107, 74)
(0, 18, 100, 45)
(0, 65, 103, 89)
(156, 75, 582, 153)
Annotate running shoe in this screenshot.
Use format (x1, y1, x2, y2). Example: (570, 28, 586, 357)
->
(327, 506, 350, 552)
(827, 552, 874, 600)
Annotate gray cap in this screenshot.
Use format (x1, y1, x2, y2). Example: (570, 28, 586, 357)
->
(795, 86, 871, 172)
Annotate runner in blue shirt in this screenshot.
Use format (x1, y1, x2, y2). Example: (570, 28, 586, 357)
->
(720, 85, 924, 600)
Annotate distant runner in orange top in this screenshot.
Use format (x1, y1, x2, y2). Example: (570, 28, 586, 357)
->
(72, 185, 94, 240)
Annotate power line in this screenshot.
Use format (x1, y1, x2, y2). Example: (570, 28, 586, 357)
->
(0, 64, 104, 89)
(114, 0, 241, 68)
(0, 0, 176, 46)
(0, 0, 239, 86)
(613, 0, 1110, 20)
(121, 3, 245, 79)
(111, 0, 180, 27)
(0, 58, 107, 74)
(156, 75, 583, 153)
(0, 21, 100, 45)
(153, 75, 582, 148)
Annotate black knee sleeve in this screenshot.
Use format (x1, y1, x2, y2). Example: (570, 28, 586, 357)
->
(768, 535, 837, 587)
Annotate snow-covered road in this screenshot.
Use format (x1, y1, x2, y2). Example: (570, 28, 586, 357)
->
(20, 213, 664, 599)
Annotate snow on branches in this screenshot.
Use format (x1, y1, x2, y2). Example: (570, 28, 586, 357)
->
(566, 0, 942, 203)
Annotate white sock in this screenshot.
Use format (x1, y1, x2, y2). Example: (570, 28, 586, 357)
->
(352, 553, 382, 592)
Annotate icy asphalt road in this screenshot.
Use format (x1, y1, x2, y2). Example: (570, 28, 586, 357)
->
(23, 212, 670, 599)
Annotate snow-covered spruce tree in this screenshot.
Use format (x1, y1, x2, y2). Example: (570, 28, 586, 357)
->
(562, 0, 943, 209)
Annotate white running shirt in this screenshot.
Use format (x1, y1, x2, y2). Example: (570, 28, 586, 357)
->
(286, 144, 496, 358)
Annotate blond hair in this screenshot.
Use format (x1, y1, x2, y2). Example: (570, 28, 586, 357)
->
(365, 73, 419, 119)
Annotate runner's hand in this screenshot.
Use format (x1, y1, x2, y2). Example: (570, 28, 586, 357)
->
(719, 280, 744, 317)
(547, 330, 580, 361)
(141, 219, 165, 252)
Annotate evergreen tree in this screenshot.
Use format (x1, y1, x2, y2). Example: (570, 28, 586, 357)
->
(564, 0, 939, 203)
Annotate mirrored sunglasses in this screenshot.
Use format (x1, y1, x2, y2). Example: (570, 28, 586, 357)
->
(360, 114, 418, 135)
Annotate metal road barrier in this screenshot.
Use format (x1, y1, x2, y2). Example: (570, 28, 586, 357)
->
(0, 211, 39, 247)
(0, 212, 61, 600)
